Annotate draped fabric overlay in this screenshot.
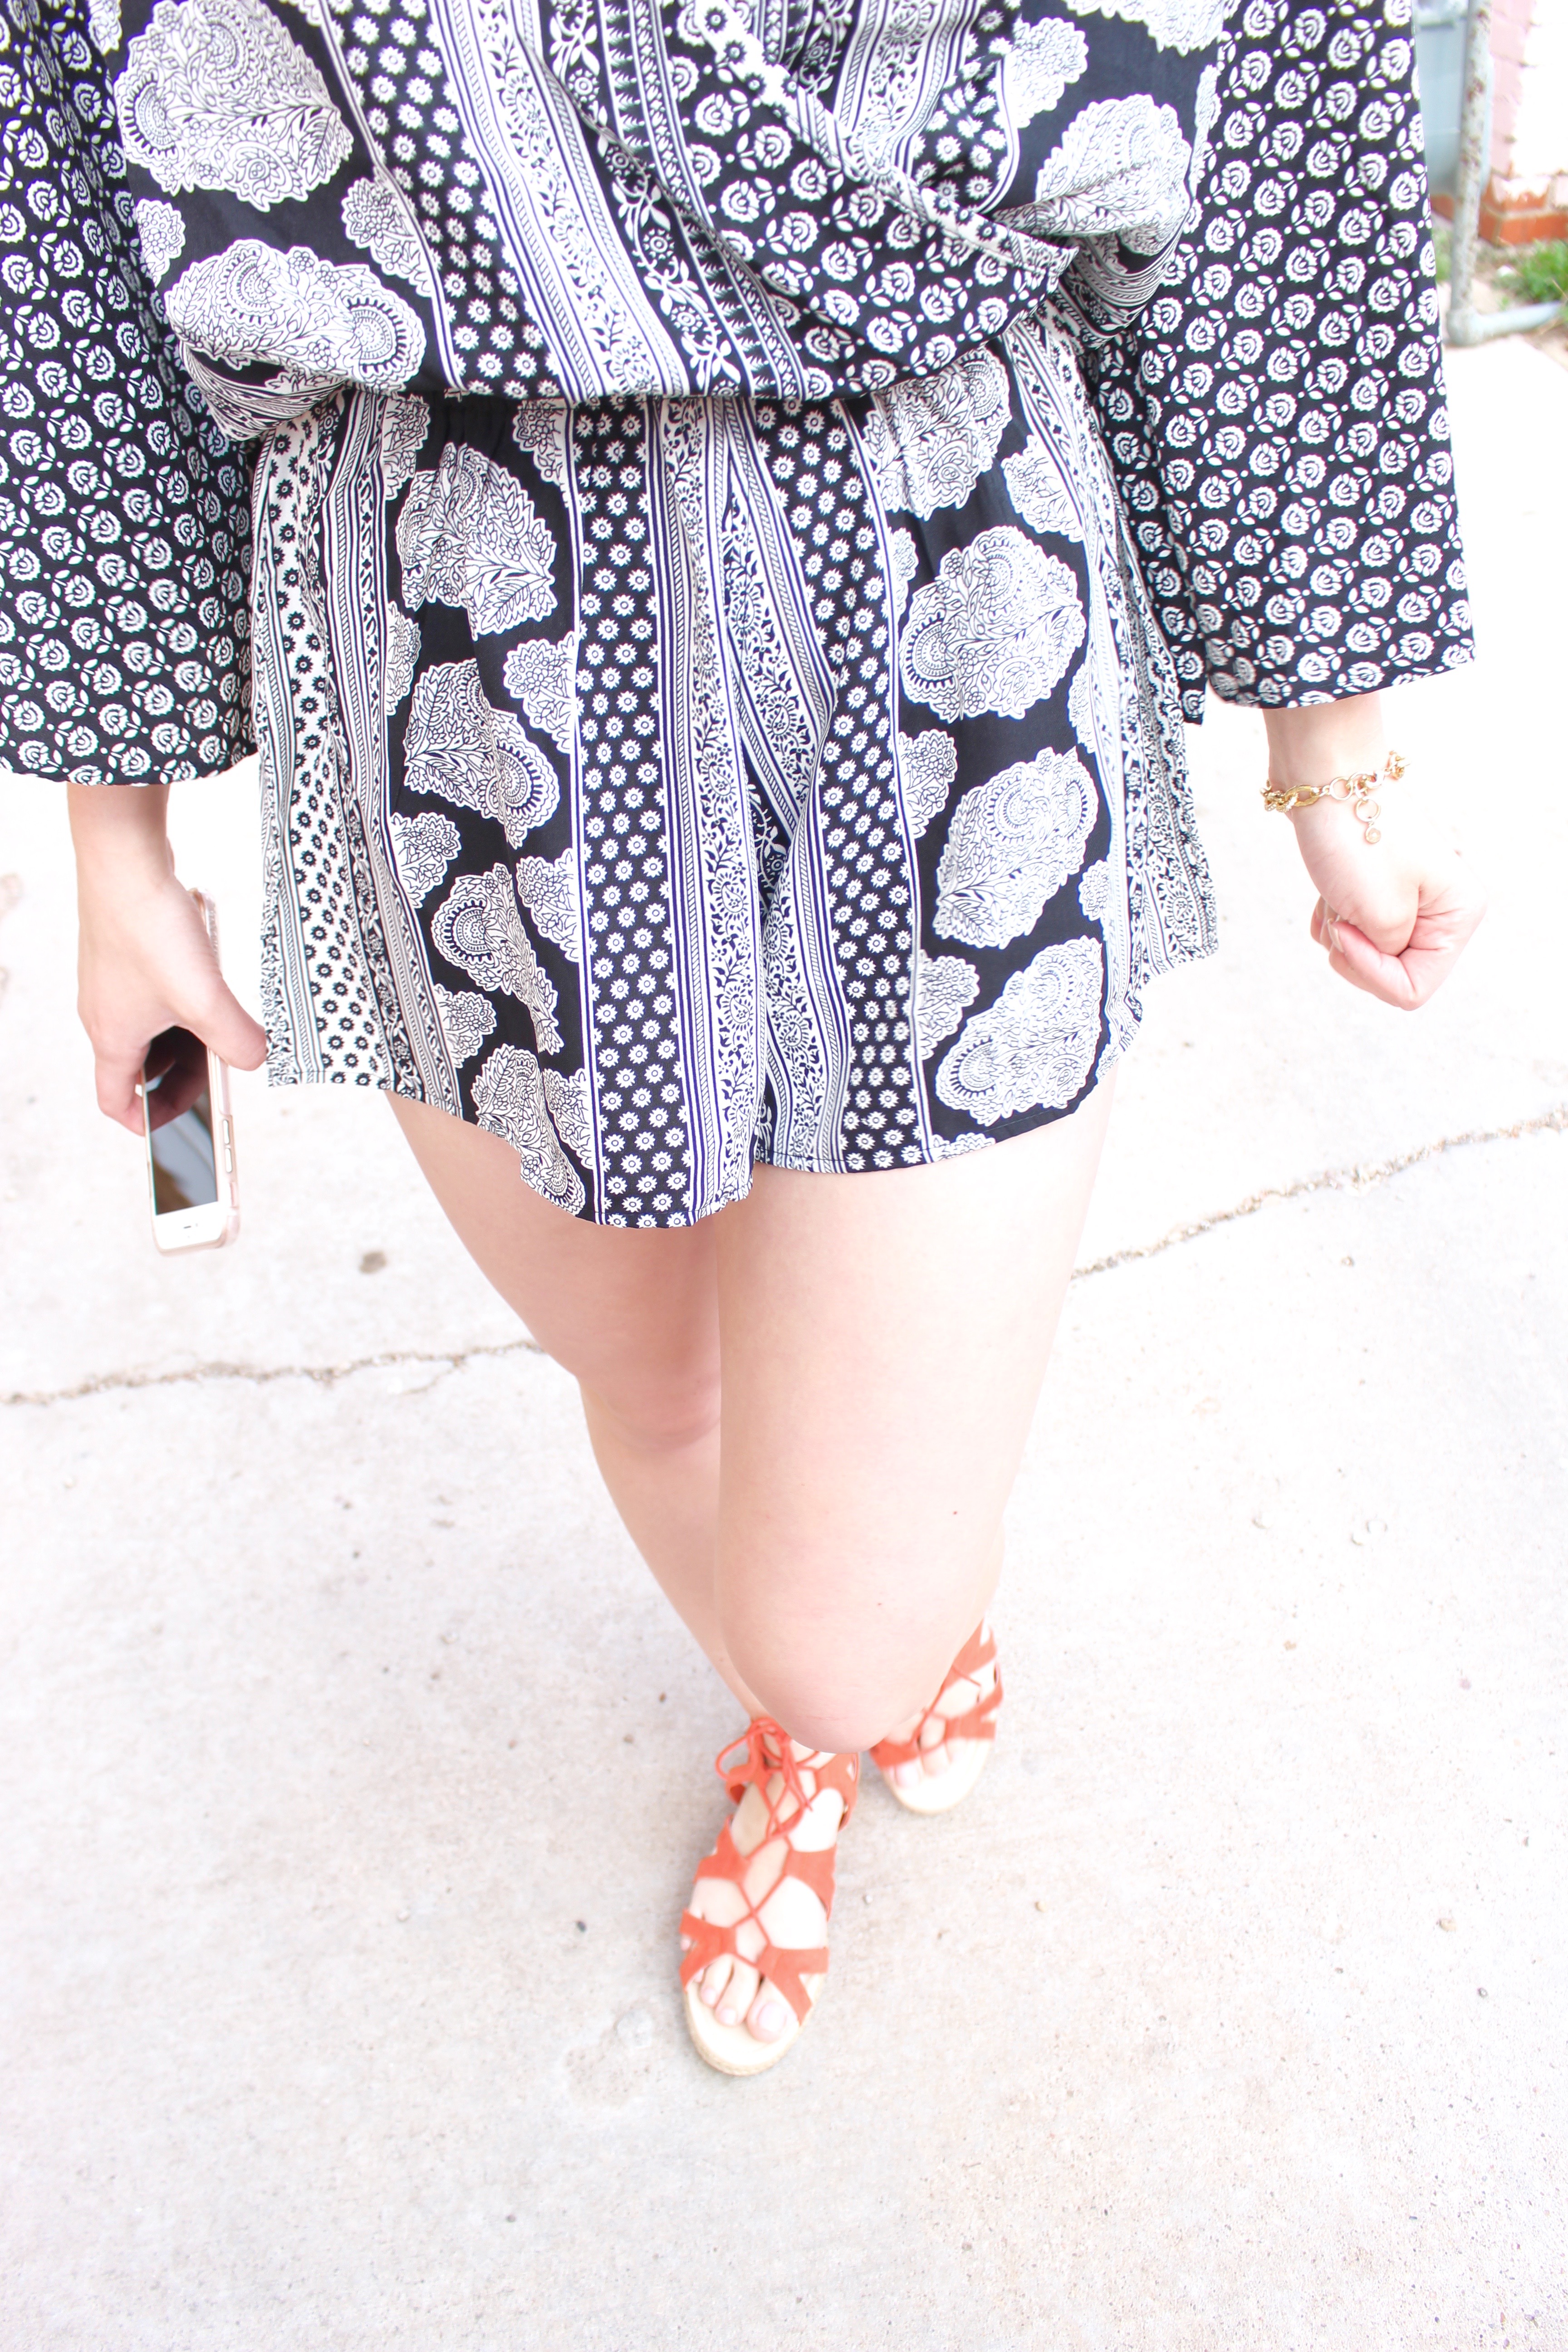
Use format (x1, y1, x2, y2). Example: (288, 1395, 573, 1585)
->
(1086, 0, 1471, 716)
(250, 318, 1213, 1222)
(97, 0, 1223, 416)
(0, 0, 251, 784)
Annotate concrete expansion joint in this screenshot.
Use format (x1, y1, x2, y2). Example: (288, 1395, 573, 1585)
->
(3, 1101, 1563, 1412)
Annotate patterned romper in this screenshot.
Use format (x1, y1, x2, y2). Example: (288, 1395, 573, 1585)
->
(0, 0, 1471, 1225)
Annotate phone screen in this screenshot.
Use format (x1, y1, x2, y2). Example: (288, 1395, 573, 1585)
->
(146, 1070, 220, 1213)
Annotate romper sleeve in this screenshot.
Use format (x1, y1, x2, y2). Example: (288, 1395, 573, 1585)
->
(0, 0, 253, 785)
(1080, 0, 1475, 722)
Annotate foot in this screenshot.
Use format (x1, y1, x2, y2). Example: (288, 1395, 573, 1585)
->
(680, 1731, 853, 2061)
(872, 1622, 1001, 1813)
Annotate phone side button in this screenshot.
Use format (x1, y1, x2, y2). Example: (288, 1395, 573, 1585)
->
(223, 1145, 235, 1173)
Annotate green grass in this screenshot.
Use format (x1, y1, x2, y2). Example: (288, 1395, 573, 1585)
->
(1497, 240, 1568, 307)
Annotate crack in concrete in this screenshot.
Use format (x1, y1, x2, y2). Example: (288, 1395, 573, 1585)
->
(5, 1103, 1563, 1410)
(1075, 1102, 1568, 1277)
(0, 1334, 543, 1410)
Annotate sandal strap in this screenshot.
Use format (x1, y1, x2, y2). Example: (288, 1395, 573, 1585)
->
(716, 1718, 860, 1831)
(869, 1624, 1002, 1771)
(679, 1731, 853, 2028)
(678, 1913, 828, 2024)
(687, 1816, 843, 1926)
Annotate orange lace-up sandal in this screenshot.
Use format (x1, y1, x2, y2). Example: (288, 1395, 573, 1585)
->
(869, 1622, 1002, 1815)
(679, 1718, 859, 2078)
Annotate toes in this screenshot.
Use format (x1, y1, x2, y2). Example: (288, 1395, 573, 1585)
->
(921, 1735, 955, 1779)
(892, 1757, 923, 1789)
(748, 1985, 794, 2043)
(716, 1959, 759, 2030)
(699, 1954, 733, 2011)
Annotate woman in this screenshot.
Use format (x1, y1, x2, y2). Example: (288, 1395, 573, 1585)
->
(3, 0, 1483, 2073)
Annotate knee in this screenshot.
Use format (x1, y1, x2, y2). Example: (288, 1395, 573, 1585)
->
(579, 1366, 722, 1462)
(724, 1622, 960, 1758)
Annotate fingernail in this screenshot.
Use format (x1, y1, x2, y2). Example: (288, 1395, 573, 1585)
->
(1326, 921, 1341, 952)
(756, 2001, 787, 2038)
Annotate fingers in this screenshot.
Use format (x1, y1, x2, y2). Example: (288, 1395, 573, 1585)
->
(95, 1049, 155, 1136)
(196, 979, 269, 1074)
(1320, 861, 1487, 1010)
(92, 987, 267, 1137)
(1326, 875, 1485, 1002)
(1321, 917, 1426, 1008)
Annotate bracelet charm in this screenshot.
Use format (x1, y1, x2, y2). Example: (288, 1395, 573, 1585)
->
(1261, 750, 1406, 845)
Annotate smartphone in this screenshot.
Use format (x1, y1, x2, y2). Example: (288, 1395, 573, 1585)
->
(141, 891, 240, 1254)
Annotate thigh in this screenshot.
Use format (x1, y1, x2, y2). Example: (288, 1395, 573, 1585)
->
(712, 1078, 1115, 1722)
(387, 1095, 720, 1435)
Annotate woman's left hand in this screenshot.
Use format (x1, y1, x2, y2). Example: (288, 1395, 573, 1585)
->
(1264, 697, 1487, 1011)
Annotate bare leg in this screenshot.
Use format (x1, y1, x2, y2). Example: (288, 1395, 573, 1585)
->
(688, 1080, 1115, 2042)
(389, 1074, 1113, 2044)
(387, 1096, 759, 1709)
(712, 1078, 1114, 1756)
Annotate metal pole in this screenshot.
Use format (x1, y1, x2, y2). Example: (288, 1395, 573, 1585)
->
(1446, 0, 1565, 343)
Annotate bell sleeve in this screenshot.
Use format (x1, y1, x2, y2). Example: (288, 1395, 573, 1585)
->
(1081, 0, 1475, 720)
(0, 0, 254, 785)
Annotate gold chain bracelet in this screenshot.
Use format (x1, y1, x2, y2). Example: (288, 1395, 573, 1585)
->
(1261, 750, 1406, 846)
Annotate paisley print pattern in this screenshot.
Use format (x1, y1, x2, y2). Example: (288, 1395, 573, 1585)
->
(1002, 18, 1089, 125)
(935, 935, 1104, 1125)
(863, 351, 1012, 522)
(1015, 94, 1194, 247)
(229, 327, 1210, 1218)
(132, 193, 184, 279)
(165, 241, 426, 389)
(431, 863, 565, 1054)
(84, 0, 1226, 419)
(934, 745, 1098, 948)
(115, 0, 352, 208)
(392, 808, 463, 904)
(397, 446, 559, 636)
(402, 661, 561, 843)
(469, 1042, 587, 1212)
(1072, 0, 1230, 52)
(900, 530, 1087, 725)
(340, 176, 433, 291)
(1, 0, 1476, 1225)
(433, 981, 497, 1065)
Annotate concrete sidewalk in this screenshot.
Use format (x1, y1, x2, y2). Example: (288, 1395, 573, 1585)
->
(1, 338, 1564, 2351)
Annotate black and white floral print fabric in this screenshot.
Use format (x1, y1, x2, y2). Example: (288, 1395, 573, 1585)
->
(1084, 0, 1471, 716)
(0, 0, 1476, 1223)
(93, 0, 1225, 416)
(0, 0, 251, 784)
(0, 0, 1473, 791)
(249, 319, 1214, 1221)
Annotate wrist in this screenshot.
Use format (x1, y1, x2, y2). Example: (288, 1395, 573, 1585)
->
(1262, 692, 1385, 793)
(68, 782, 176, 894)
